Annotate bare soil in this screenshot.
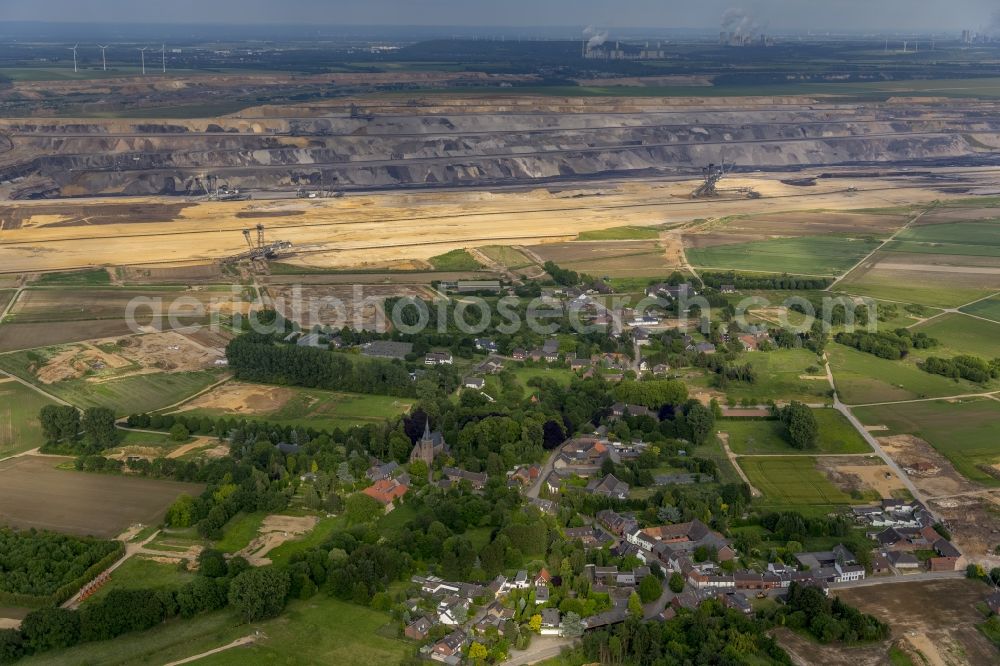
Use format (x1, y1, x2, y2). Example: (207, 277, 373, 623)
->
(175, 381, 293, 415)
(235, 514, 319, 566)
(878, 435, 980, 497)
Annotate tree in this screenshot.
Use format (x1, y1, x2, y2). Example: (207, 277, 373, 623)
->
(344, 492, 383, 525)
(81, 407, 118, 450)
(638, 574, 662, 603)
(528, 613, 542, 633)
(561, 611, 584, 638)
(668, 572, 685, 593)
(780, 401, 818, 449)
(39, 405, 80, 445)
(685, 402, 715, 445)
(0, 629, 24, 664)
(228, 567, 290, 623)
(468, 642, 488, 662)
(165, 494, 195, 528)
(170, 422, 190, 441)
(627, 591, 643, 619)
(20, 608, 80, 652)
(198, 549, 228, 578)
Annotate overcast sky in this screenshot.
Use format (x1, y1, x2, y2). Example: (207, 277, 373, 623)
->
(2, 1, 996, 32)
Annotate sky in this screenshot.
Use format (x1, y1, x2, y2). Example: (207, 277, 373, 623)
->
(0, 0, 996, 33)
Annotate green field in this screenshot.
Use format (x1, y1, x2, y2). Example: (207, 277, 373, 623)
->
(84, 557, 195, 604)
(684, 236, 880, 276)
(885, 221, 1000, 257)
(511, 365, 575, 391)
(0, 380, 58, 457)
(910, 313, 1000, 359)
(827, 343, 994, 405)
(740, 456, 858, 508)
(688, 348, 830, 404)
(576, 225, 661, 241)
(175, 384, 412, 430)
(428, 249, 483, 271)
(960, 295, 1000, 323)
(722, 409, 870, 455)
(853, 398, 1000, 486)
(22, 595, 405, 666)
(214, 512, 267, 553)
(32, 269, 112, 287)
(479, 245, 535, 269)
(837, 270, 995, 309)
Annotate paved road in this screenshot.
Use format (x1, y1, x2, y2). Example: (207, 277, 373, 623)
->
(526, 445, 563, 499)
(828, 570, 964, 590)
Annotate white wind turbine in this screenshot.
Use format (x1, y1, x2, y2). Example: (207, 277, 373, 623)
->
(68, 44, 78, 73)
(97, 45, 109, 71)
(137, 46, 147, 75)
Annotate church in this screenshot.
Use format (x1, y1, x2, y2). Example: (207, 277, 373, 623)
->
(410, 420, 448, 465)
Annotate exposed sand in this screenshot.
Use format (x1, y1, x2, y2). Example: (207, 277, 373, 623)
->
(236, 514, 319, 566)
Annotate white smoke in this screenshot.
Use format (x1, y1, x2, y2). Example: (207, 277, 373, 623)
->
(583, 25, 608, 49)
(721, 7, 764, 38)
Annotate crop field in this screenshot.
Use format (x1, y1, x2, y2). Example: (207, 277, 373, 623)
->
(686, 236, 879, 276)
(3, 287, 216, 324)
(0, 454, 204, 537)
(826, 343, 995, 405)
(478, 245, 536, 269)
(960, 295, 1000, 323)
(886, 220, 1000, 257)
(0, 320, 138, 353)
(0, 380, 58, 457)
(0, 290, 15, 314)
(0, 359, 224, 416)
(687, 209, 907, 242)
(688, 348, 830, 404)
(909, 313, 1000, 359)
(173, 381, 411, 430)
(528, 240, 667, 277)
(853, 398, 1000, 486)
(576, 225, 662, 241)
(739, 456, 858, 508)
(722, 409, 870, 455)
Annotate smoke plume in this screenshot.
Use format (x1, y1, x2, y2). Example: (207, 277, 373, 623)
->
(721, 8, 763, 38)
(583, 25, 608, 49)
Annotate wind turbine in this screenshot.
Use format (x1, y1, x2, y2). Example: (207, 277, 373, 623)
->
(68, 44, 78, 73)
(160, 44, 166, 73)
(137, 47, 147, 75)
(97, 45, 109, 71)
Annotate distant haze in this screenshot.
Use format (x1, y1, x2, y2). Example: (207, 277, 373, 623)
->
(2, 0, 998, 33)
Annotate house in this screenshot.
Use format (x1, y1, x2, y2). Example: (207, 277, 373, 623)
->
(535, 585, 550, 603)
(794, 545, 865, 583)
(738, 334, 760, 352)
(554, 437, 614, 471)
(362, 477, 409, 512)
(631, 519, 735, 562)
(564, 525, 615, 549)
(438, 596, 469, 626)
(542, 339, 560, 354)
(510, 464, 540, 486)
(296, 332, 325, 347)
(366, 460, 399, 482)
(720, 284, 736, 294)
(585, 474, 630, 500)
(540, 608, 561, 635)
(511, 570, 530, 589)
(928, 539, 962, 571)
(887, 551, 920, 570)
(529, 497, 557, 514)
(511, 348, 527, 360)
(610, 403, 657, 420)
(455, 280, 501, 294)
(411, 421, 449, 465)
(474, 338, 498, 353)
(646, 282, 697, 300)
(441, 467, 488, 491)
(362, 340, 413, 360)
(721, 592, 753, 615)
(463, 377, 486, 390)
(534, 568, 552, 587)
(404, 616, 433, 641)
(424, 351, 453, 365)
(545, 469, 569, 494)
(430, 630, 467, 663)
(597, 509, 639, 537)
(652, 363, 669, 375)
(691, 342, 716, 354)
(476, 358, 504, 374)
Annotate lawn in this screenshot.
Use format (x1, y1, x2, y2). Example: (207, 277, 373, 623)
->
(22, 595, 405, 666)
(686, 236, 880, 276)
(428, 249, 483, 271)
(722, 409, 870, 455)
(853, 398, 1000, 486)
(576, 225, 661, 241)
(910, 313, 1000, 360)
(827, 343, 993, 405)
(511, 365, 575, 391)
(0, 380, 58, 457)
(214, 512, 267, 553)
(84, 557, 195, 604)
(739, 457, 858, 509)
(688, 348, 831, 405)
(267, 516, 343, 568)
(961, 295, 1000, 323)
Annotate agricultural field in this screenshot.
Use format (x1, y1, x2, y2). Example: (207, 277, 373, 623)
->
(0, 379, 58, 457)
(836, 258, 998, 308)
(528, 240, 668, 278)
(853, 398, 1000, 486)
(172, 381, 412, 430)
(270, 284, 434, 331)
(0, 320, 138, 353)
(3, 287, 220, 324)
(478, 245, 536, 270)
(0, 290, 16, 314)
(575, 225, 661, 241)
(689, 209, 909, 240)
(0, 454, 204, 538)
(885, 220, 1000, 257)
(909, 313, 1000, 359)
(686, 236, 879, 276)
(826, 343, 995, 405)
(427, 248, 483, 271)
(722, 409, 870, 455)
(738, 456, 859, 510)
(960, 294, 1000, 323)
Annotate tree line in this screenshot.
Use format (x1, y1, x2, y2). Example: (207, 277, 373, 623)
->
(834, 328, 937, 360)
(920, 355, 1000, 384)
